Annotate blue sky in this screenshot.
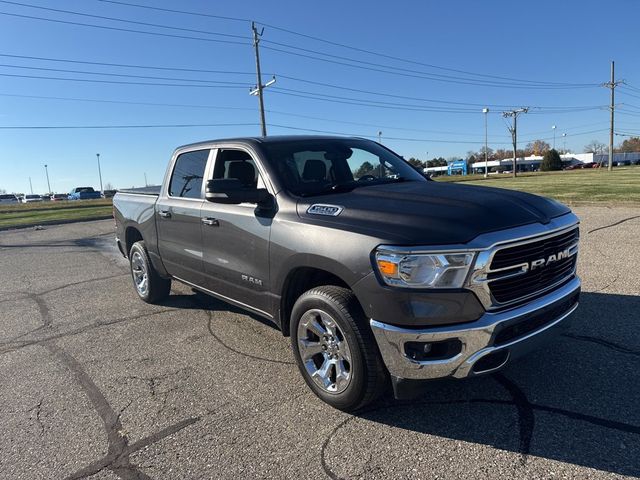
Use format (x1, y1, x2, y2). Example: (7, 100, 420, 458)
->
(1, 0, 639, 194)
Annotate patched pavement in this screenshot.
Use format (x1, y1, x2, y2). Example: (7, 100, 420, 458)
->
(0, 206, 638, 479)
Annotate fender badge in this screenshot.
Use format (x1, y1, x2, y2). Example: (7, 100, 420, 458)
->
(307, 204, 343, 216)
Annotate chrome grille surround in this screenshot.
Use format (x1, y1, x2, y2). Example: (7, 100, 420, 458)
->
(467, 221, 579, 310)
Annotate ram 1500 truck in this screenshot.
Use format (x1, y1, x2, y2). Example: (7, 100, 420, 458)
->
(113, 136, 580, 411)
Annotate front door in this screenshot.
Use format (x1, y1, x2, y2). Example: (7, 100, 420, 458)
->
(200, 148, 273, 316)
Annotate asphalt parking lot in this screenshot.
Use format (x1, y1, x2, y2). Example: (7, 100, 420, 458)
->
(1, 206, 639, 479)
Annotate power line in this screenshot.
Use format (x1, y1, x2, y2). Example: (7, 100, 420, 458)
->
(0, 62, 251, 84)
(97, 0, 250, 24)
(262, 44, 597, 90)
(261, 41, 598, 89)
(0, 52, 605, 111)
(0, 53, 258, 76)
(0, 122, 259, 129)
(0, 10, 249, 46)
(0, 90, 611, 144)
(0, 0, 248, 39)
(96, 0, 599, 88)
(0, 71, 247, 88)
(269, 87, 607, 115)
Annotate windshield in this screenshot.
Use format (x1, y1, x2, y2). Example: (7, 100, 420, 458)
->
(26, 195, 40, 199)
(261, 138, 426, 197)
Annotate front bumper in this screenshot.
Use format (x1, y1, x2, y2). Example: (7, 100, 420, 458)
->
(370, 276, 580, 380)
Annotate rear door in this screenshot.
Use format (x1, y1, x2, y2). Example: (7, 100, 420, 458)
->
(200, 147, 274, 316)
(156, 148, 211, 285)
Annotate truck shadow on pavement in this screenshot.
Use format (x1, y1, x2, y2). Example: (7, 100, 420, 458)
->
(324, 291, 640, 477)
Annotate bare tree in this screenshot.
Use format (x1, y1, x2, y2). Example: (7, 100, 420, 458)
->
(584, 140, 607, 154)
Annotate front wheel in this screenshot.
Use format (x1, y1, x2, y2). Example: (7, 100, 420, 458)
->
(129, 240, 171, 304)
(291, 286, 388, 411)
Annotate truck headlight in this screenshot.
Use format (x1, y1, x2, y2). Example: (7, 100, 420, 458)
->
(374, 249, 475, 288)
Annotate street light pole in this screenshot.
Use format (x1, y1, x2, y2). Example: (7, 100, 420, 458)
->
(552, 125, 556, 150)
(29, 177, 33, 195)
(562, 133, 567, 153)
(44, 164, 51, 194)
(483, 108, 489, 178)
(96, 153, 103, 193)
(377, 130, 382, 143)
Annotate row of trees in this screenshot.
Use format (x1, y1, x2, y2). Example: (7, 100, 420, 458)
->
(585, 136, 640, 154)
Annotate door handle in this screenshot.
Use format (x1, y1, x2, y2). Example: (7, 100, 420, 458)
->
(158, 210, 171, 218)
(201, 217, 219, 226)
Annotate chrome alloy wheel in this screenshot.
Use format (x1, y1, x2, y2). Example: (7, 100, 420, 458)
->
(131, 250, 149, 297)
(297, 309, 353, 394)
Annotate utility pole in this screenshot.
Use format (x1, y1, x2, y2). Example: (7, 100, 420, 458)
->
(562, 133, 567, 153)
(29, 177, 33, 194)
(377, 130, 382, 143)
(44, 164, 51, 194)
(552, 125, 557, 150)
(96, 153, 103, 192)
(482, 108, 489, 178)
(602, 61, 621, 172)
(250, 22, 276, 137)
(503, 108, 529, 178)
(144, 172, 148, 187)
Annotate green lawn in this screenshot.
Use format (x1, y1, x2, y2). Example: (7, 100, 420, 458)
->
(0, 199, 113, 229)
(434, 166, 640, 204)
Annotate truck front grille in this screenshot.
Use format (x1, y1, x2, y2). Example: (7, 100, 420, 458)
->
(487, 227, 579, 305)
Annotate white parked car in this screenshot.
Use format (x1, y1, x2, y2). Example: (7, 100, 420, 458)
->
(22, 194, 43, 203)
(0, 194, 20, 204)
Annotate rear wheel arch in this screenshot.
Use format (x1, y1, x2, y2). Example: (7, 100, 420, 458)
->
(125, 226, 143, 258)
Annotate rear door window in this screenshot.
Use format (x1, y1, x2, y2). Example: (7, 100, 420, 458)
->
(169, 149, 210, 199)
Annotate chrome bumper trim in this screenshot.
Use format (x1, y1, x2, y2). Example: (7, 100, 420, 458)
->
(370, 276, 580, 380)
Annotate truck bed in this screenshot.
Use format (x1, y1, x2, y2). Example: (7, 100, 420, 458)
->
(117, 186, 161, 196)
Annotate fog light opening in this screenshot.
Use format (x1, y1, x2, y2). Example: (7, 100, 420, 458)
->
(404, 339, 462, 362)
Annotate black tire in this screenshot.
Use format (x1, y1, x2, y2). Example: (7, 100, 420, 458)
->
(291, 286, 388, 411)
(129, 240, 171, 304)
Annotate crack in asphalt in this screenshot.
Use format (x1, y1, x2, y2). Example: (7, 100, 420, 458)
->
(0, 309, 175, 355)
(187, 293, 296, 366)
(123, 368, 191, 418)
(493, 373, 534, 466)
(45, 342, 199, 480)
(26, 397, 45, 436)
(204, 310, 295, 365)
(587, 215, 640, 234)
(563, 332, 640, 357)
(319, 386, 640, 479)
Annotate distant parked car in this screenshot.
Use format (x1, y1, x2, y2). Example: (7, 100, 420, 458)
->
(564, 164, 582, 170)
(103, 189, 117, 198)
(51, 193, 68, 201)
(0, 194, 20, 204)
(22, 194, 43, 203)
(68, 187, 102, 200)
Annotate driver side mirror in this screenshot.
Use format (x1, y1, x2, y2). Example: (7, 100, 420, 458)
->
(205, 179, 271, 205)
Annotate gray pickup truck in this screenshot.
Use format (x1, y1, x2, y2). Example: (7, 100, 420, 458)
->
(113, 135, 580, 411)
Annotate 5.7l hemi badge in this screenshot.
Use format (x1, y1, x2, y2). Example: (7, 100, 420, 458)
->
(307, 204, 343, 216)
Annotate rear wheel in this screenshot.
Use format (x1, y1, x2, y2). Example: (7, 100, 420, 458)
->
(129, 240, 171, 303)
(291, 286, 388, 411)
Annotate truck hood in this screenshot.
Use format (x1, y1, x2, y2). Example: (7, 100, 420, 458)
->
(296, 180, 571, 244)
